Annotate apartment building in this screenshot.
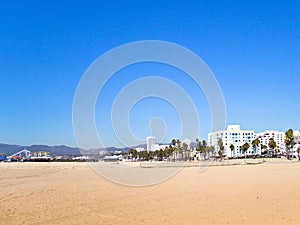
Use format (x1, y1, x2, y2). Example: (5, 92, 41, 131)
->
(208, 125, 254, 157)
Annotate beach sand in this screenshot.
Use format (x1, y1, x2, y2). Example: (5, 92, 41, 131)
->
(0, 162, 299, 225)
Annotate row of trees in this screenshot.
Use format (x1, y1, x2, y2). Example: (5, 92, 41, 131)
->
(217, 137, 286, 159)
(216, 129, 300, 159)
(216, 138, 250, 159)
(128, 138, 216, 161)
(128, 139, 191, 161)
(195, 138, 215, 160)
(128, 129, 300, 161)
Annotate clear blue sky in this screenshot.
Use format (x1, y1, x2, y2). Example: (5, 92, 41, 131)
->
(1, 0, 299, 147)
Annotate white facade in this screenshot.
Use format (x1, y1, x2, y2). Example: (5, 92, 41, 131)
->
(208, 125, 254, 157)
(152, 144, 169, 151)
(146, 136, 156, 152)
(135, 147, 145, 152)
(254, 130, 285, 153)
(292, 130, 300, 156)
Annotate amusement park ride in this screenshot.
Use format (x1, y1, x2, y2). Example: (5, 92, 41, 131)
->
(0, 149, 50, 162)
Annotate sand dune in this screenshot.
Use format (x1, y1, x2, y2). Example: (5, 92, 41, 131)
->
(0, 162, 299, 225)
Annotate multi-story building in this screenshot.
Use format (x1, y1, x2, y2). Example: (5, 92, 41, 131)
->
(292, 130, 300, 156)
(254, 130, 285, 154)
(146, 136, 156, 152)
(208, 125, 254, 157)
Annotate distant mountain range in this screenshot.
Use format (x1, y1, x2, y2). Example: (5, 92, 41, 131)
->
(0, 143, 145, 156)
(0, 142, 198, 156)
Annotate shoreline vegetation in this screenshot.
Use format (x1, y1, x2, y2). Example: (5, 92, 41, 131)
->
(1, 128, 299, 162)
(126, 130, 300, 163)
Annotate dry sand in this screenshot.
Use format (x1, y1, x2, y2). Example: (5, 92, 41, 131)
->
(0, 161, 299, 225)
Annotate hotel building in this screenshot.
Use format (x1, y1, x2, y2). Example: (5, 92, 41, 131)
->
(208, 125, 254, 157)
(292, 130, 300, 156)
(146, 136, 156, 152)
(254, 130, 285, 153)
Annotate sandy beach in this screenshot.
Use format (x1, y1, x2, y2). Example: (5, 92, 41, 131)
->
(0, 161, 299, 225)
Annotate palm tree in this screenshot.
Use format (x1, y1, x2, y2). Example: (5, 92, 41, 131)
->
(182, 142, 188, 160)
(207, 146, 215, 158)
(171, 139, 176, 146)
(268, 138, 277, 157)
(198, 145, 204, 160)
(194, 140, 206, 160)
(171, 139, 177, 160)
(261, 144, 268, 155)
(176, 139, 181, 147)
(252, 138, 260, 155)
(242, 142, 250, 159)
(176, 139, 182, 160)
(157, 149, 165, 161)
(217, 138, 224, 159)
(195, 138, 200, 151)
(285, 129, 295, 160)
(230, 144, 234, 157)
(164, 146, 171, 160)
(130, 149, 138, 160)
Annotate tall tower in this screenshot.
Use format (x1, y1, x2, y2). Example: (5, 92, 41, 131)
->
(146, 136, 156, 152)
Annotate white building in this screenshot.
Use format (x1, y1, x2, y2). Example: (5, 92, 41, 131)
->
(135, 147, 145, 152)
(292, 130, 300, 156)
(151, 144, 169, 151)
(208, 125, 254, 157)
(146, 136, 156, 152)
(254, 130, 285, 154)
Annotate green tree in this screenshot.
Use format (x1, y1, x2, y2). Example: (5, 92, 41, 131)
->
(182, 142, 188, 151)
(297, 147, 300, 160)
(182, 142, 188, 160)
(154, 150, 159, 160)
(230, 144, 235, 157)
(268, 138, 277, 156)
(242, 142, 250, 159)
(176, 139, 181, 148)
(157, 149, 165, 161)
(195, 138, 200, 151)
(285, 129, 295, 160)
(200, 140, 207, 160)
(138, 151, 151, 161)
(171, 139, 177, 161)
(261, 144, 268, 155)
(148, 151, 154, 160)
(207, 146, 215, 158)
(198, 145, 205, 160)
(171, 139, 176, 146)
(128, 149, 138, 160)
(165, 145, 173, 160)
(176, 139, 182, 160)
(217, 138, 224, 159)
(252, 138, 260, 155)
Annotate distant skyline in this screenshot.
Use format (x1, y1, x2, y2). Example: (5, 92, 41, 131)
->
(1, 1, 299, 147)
